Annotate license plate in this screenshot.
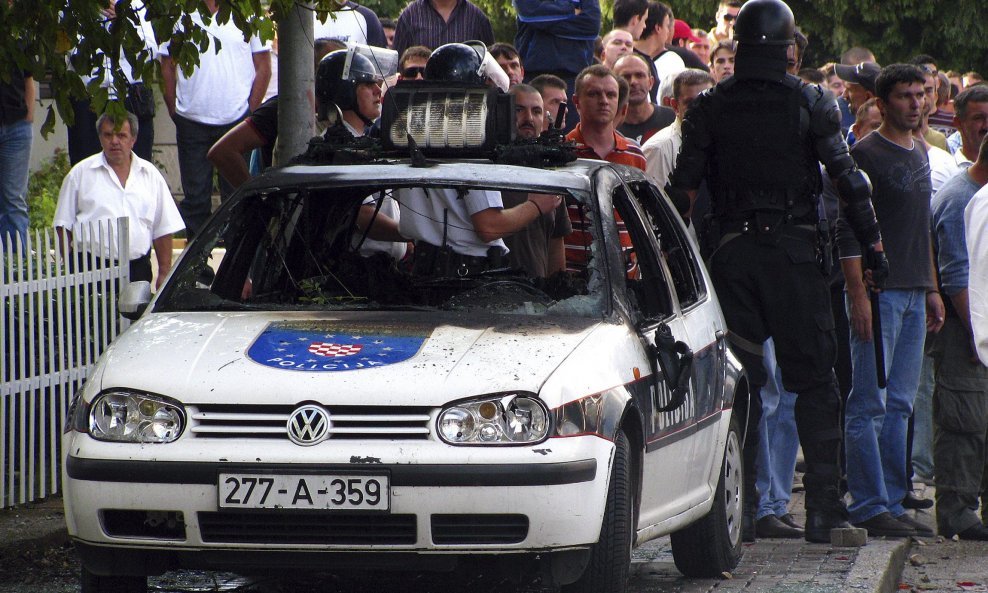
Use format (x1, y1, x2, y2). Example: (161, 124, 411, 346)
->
(218, 473, 390, 510)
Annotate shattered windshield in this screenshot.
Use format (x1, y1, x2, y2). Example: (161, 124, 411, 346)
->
(155, 181, 609, 318)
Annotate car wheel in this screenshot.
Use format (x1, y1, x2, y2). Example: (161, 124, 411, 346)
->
(80, 566, 147, 593)
(670, 412, 744, 577)
(563, 429, 633, 593)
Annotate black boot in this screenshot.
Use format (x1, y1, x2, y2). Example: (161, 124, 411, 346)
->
(805, 508, 852, 543)
(804, 483, 851, 543)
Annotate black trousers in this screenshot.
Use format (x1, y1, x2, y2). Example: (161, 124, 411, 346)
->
(68, 251, 152, 284)
(710, 232, 844, 507)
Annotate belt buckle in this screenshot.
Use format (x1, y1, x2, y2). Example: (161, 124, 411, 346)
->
(456, 263, 470, 277)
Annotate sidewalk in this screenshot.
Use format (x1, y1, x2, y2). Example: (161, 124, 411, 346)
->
(630, 485, 913, 593)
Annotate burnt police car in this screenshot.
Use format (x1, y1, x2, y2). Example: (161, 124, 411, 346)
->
(63, 57, 746, 593)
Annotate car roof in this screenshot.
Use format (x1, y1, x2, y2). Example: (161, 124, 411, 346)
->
(241, 158, 645, 196)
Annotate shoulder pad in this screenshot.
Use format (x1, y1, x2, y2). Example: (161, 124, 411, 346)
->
(807, 86, 842, 137)
(800, 81, 827, 107)
(780, 73, 801, 90)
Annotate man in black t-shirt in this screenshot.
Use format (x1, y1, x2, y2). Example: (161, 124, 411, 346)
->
(837, 63, 944, 538)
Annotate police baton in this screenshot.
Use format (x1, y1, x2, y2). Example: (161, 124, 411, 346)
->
(870, 289, 887, 389)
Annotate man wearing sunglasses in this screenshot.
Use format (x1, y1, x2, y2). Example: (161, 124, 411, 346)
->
(707, 0, 741, 48)
(398, 46, 431, 82)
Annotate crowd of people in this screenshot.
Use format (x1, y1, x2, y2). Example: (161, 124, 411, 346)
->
(2, 0, 988, 545)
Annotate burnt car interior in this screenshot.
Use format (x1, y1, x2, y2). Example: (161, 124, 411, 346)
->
(156, 185, 614, 317)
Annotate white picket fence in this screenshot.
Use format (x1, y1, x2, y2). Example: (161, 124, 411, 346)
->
(1, 219, 130, 508)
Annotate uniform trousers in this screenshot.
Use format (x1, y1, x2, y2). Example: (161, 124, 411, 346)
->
(710, 231, 843, 509)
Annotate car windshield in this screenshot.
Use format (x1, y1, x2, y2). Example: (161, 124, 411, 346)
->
(155, 181, 609, 318)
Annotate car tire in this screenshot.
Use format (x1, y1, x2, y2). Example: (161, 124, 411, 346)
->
(670, 413, 744, 577)
(563, 428, 633, 593)
(80, 566, 147, 593)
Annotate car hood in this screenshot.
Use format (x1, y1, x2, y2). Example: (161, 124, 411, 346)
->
(96, 311, 602, 406)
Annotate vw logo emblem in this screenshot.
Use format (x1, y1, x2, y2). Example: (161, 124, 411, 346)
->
(287, 405, 331, 446)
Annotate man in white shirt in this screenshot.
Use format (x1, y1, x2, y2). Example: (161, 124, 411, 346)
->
(967, 181, 988, 367)
(67, 1, 160, 165)
(642, 68, 713, 187)
(952, 86, 988, 169)
(160, 0, 271, 238)
(54, 112, 185, 290)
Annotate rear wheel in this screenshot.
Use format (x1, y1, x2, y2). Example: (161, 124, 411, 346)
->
(563, 429, 633, 593)
(670, 413, 744, 577)
(80, 566, 147, 593)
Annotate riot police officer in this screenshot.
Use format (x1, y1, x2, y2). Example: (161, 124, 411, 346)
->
(315, 48, 385, 135)
(669, 0, 888, 544)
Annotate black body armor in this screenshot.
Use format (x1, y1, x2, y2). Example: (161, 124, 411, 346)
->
(706, 75, 819, 224)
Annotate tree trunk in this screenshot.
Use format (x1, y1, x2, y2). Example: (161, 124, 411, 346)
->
(274, 2, 315, 166)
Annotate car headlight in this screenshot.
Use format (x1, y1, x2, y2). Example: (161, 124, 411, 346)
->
(437, 394, 549, 445)
(89, 391, 185, 443)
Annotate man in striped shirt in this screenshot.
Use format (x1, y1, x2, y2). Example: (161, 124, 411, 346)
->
(566, 64, 647, 170)
(565, 65, 645, 275)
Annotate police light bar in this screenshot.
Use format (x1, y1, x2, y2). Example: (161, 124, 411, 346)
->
(381, 84, 514, 157)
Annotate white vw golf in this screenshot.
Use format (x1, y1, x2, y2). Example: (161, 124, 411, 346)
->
(63, 83, 747, 593)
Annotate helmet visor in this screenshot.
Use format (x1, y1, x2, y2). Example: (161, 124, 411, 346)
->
(342, 44, 398, 85)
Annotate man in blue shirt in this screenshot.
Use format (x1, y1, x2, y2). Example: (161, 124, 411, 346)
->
(929, 135, 988, 541)
(514, 0, 601, 131)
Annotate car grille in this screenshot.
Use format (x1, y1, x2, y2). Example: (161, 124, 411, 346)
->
(188, 404, 433, 440)
(198, 511, 417, 545)
(431, 514, 529, 544)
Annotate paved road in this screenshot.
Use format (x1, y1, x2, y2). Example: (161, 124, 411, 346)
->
(0, 490, 917, 593)
(0, 525, 906, 593)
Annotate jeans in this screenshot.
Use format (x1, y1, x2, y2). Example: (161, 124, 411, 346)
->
(911, 353, 936, 480)
(0, 118, 32, 249)
(756, 337, 800, 520)
(845, 288, 927, 523)
(173, 113, 240, 238)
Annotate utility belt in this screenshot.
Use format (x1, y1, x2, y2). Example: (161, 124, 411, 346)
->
(706, 211, 833, 275)
(411, 241, 503, 277)
(718, 214, 815, 240)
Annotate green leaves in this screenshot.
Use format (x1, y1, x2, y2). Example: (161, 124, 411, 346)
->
(671, 0, 987, 73)
(3, 0, 346, 139)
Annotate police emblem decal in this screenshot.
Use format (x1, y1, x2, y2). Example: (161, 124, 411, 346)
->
(247, 322, 429, 372)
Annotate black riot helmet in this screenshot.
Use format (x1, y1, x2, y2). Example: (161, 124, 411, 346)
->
(315, 49, 382, 120)
(733, 0, 796, 46)
(424, 41, 511, 91)
(425, 43, 486, 85)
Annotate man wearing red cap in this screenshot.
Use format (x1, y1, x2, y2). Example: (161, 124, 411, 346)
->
(670, 19, 710, 71)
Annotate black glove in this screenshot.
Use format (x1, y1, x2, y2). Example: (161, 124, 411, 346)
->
(864, 245, 889, 290)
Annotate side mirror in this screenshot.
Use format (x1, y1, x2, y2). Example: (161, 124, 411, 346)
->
(653, 323, 694, 412)
(119, 281, 152, 321)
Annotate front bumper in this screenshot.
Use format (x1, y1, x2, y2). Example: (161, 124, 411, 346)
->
(63, 435, 612, 575)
